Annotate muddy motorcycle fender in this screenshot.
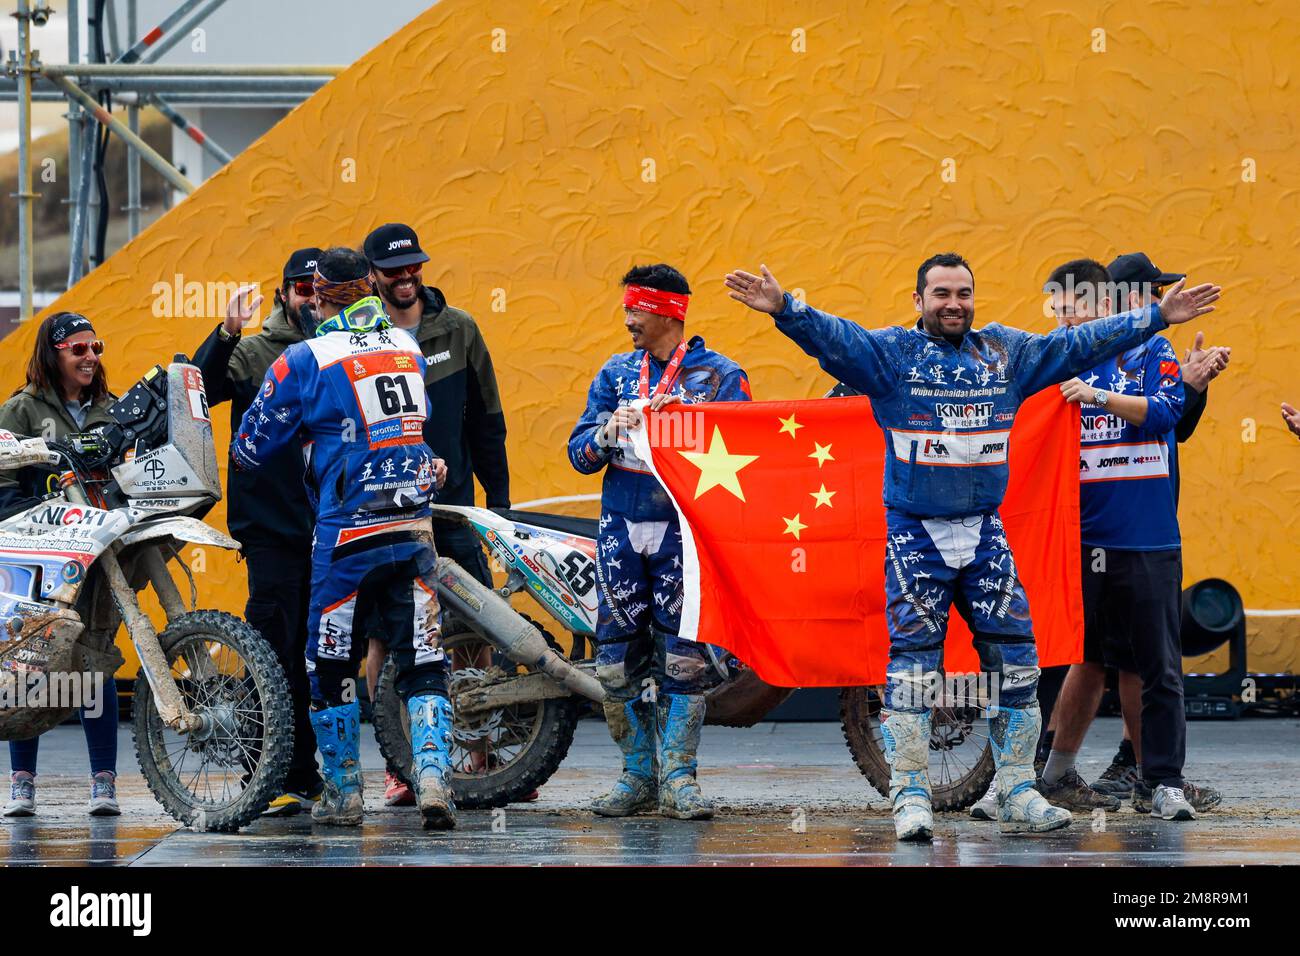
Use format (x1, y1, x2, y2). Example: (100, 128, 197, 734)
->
(434, 557, 605, 704)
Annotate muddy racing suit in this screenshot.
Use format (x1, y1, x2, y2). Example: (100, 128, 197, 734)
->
(568, 335, 750, 814)
(773, 292, 1170, 834)
(232, 299, 451, 817)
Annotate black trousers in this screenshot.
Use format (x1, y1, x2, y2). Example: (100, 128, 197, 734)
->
(243, 541, 319, 792)
(1081, 545, 1186, 788)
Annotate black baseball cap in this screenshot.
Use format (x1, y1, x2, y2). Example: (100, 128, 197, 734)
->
(363, 223, 431, 269)
(1106, 252, 1184, 287)
(283, 247, 322, 282)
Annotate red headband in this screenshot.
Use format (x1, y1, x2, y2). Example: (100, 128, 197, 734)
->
(623, 284, 689, 322)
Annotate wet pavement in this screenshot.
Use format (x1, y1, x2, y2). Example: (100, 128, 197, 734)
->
(2, 717, 1297, 866)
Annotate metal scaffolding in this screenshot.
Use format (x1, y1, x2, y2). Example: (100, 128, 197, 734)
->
(3, 0, 344, 319)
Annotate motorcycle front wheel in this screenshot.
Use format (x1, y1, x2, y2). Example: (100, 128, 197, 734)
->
(132, 610, 292, 832)
(839, 684, 994, 811)
(373, 618, 580, 809)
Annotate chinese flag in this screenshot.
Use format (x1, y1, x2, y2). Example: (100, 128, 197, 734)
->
(634, 392, 1083, 688)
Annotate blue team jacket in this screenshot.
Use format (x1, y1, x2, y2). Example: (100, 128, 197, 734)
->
(1078, 336, 1184, 551)
(568, 335, 751, 521)
(773, 293, 1168, 518)
(231, 322, 437, 538)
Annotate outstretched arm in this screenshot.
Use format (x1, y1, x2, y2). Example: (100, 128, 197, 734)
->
(1014, 279, 1220, 397)
(724, 264, 897, 398)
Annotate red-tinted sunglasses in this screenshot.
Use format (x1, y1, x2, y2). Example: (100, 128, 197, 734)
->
(291, 279, 315, 297)
(55, 340, 105, 357)
(377, 262, 422, 279)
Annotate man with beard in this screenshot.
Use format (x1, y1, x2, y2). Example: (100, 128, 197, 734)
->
(194, 248, 323, 815)
(361, 223, 511, 805)
(568, 263, 752, 819)
(724, 254, 1220, 841)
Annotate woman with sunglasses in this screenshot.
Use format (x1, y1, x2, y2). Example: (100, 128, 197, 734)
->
(0, 311, 121, 817)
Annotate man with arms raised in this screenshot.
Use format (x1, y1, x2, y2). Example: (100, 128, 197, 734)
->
(725, 255, 1219, 840)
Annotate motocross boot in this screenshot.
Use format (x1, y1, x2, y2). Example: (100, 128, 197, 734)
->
(990, 703, 1071, 834)
(408, 694, 457, 831)
(591, 698, 657, 817)
(309, 701, 363, 826)
(881, 711, 934, 842)
(656, 693, 713, 820)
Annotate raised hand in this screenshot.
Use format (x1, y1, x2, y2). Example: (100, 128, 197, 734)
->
(1182, 330, 1231, 392)
(1159, 277, 1221, 326)
(724, 264, 786, 315)
(223, 284, 264, 336)
(1282, 402, 1300, 440)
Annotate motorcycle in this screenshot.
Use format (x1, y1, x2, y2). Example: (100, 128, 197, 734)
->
(0, 360, 291, 831)
(372, 504, 994, 810)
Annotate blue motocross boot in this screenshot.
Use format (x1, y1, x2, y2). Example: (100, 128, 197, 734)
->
(408, 694, 457, 830)
(310, 701, 363, 826)
(591, 698, 657, 817)
(990, 703, 1072, 833)
(881, 711, 934, 841)
(656, 694, 713, 820)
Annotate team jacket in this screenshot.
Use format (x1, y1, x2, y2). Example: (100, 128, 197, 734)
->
(230, 313, 437, 542)
(1078, 337, 1184, 551)
(192, 302, 313, 549)
(408, 287, 510, 509)
(773, 293, 1169, 518)
(568, 335, 751, 521)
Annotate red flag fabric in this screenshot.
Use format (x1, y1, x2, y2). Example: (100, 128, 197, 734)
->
(633, 391, 1083, 688)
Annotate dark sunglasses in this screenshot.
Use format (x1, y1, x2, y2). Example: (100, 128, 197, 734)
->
(377, 262, 422, 279)
(55, 340, 105, 357)
(291, 279, 315, 297)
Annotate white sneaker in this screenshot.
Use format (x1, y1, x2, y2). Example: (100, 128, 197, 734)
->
(3, 771, 36, 817)
(1152, 784, 1196, 821)
(970, 778, 998, 820)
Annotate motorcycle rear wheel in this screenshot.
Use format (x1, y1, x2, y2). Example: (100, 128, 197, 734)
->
(132, 610, 292, 832)
(373, 618, 581, 809)
(839, 685, 994, 811)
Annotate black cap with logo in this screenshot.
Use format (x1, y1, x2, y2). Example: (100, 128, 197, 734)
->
(1106, 252, 1185, 287)
(283, 247, 323, 282)
(363, 223, 431, 268)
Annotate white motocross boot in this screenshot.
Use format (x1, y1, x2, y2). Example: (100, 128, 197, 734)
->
(881, 711, 934, 842)
(991, 703, 1071, 834)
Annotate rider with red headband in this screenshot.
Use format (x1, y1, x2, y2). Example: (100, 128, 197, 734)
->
(568, 263, 751, 819)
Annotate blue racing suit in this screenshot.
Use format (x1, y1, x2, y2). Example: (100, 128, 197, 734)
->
(772, 293, 1170, 713)
(231, 301, 447, 708)
(568, 335, 751, 697)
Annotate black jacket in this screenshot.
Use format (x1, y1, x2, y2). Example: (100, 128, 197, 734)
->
(407, 286, 510, 509)
(192, 304, 314, 549)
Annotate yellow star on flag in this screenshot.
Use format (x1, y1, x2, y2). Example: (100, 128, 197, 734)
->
(777, 414, 804, 438)
(809, 442, 835, 467)
(810, 484, 836, 509)
(782, 513, 808, 540)
(678, 425, 759, 501)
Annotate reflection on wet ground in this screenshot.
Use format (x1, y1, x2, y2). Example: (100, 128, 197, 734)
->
(2, 718, 1297, 866)
(6, 810, 1300, 867)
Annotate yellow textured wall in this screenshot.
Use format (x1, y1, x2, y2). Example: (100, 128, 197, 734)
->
(4, 0, 1297, 674)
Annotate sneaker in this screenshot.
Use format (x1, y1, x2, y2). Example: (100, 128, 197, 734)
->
(88, 771, 120, 816)
(1133, 779, 1221, 815)
(3, 772, 35, 817)
(263, 784, 323, 817)
(1091, 760, 1141, 797)
(1037, 768, 1121, 812)
(970, 778, 998, 820)
(1151, 784, 1195, 821)
(384, 770, 415, 807)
